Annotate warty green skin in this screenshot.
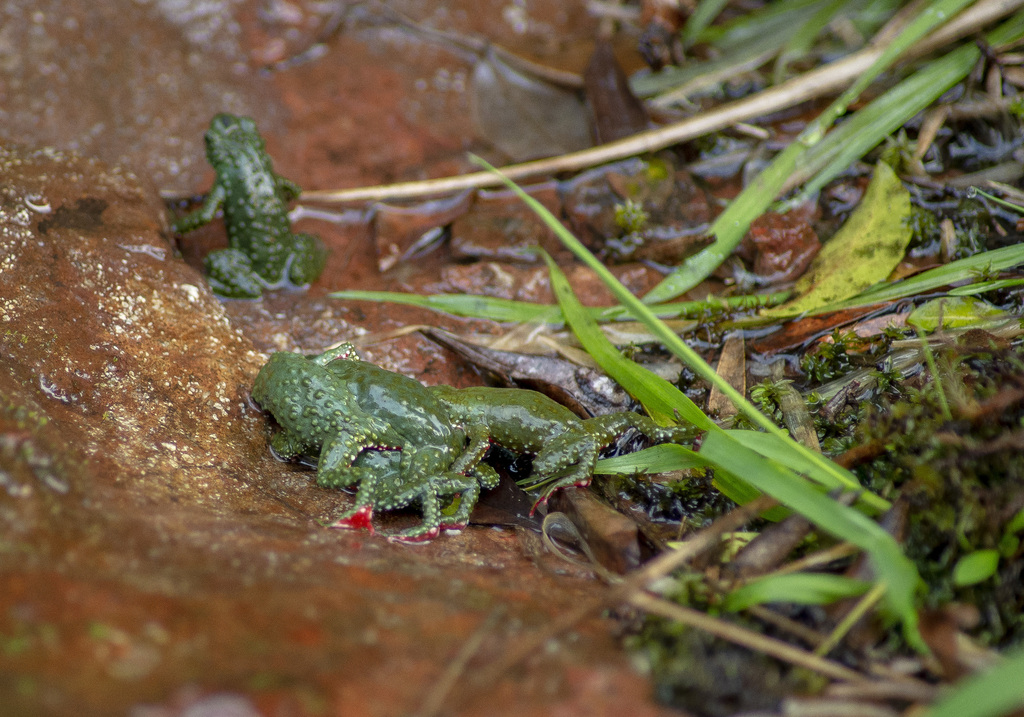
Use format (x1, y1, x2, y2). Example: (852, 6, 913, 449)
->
(251, 349, 405, 484)
(322, 350, 495, 540)
(252, 345, 490, 542)
(254, 342, 692, 543)
(323, 345, 691, 507)
(427, 384, 692, 502)
(172, 113, 327, 298)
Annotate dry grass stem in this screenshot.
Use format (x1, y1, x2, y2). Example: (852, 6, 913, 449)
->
(628, 591, 868, 683)
(302, 0, 1022, 205)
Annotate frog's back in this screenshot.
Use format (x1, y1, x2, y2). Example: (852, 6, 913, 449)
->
(326, 359, 457, 447)
(431, 385, 578, 451)
(204, 114, 291, 246)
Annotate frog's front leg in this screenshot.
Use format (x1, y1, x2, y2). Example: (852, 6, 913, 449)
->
(277, 175, 303, 202)
(204, 248, 264, 299)
(269, 428, 308, 461)
(314, 427, 403, 490)
(449, 424, 491, 477)
(171, 183, 226, 234)
(286, 232, 329, 286)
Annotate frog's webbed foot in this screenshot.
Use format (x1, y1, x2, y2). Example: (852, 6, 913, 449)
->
(328, 503, 376, 534)
(287, 233, 328, 286)
(204, 248, 264, 299)
(471, 463, 500, 491)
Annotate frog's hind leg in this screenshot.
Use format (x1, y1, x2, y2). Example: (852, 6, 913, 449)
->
(287, 233, 328, 286)
(204, 248, 263, 299)
(526, 433, 600, 511)
(327, 447, 401, 534)
(584, 412, 693, 446)
(387, 472, 482, 544)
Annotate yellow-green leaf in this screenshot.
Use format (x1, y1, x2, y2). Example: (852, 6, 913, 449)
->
(907, 296, 1007, 331)
(767, 162, 912, 316)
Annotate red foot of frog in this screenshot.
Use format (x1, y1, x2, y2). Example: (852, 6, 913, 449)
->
(329, 505, 375, 533)
(387, 527, 440, 544)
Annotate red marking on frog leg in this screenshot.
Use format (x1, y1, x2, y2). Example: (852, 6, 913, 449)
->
(328, 505, 375, 533)
(388, 527, 440, 544)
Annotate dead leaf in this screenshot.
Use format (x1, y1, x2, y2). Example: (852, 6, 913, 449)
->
(471, 47, 592, 162)
(766, 162, 912, 315)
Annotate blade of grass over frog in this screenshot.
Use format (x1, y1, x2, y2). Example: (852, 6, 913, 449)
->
(541, 250, 711, 428)
(595, 444, 710, 475)
(700, 430, 924, 651)
(919, 643, 1024, 717)
(471, 154, 873, 520)
(642, 0, 978, 304)
(724, 430, 889, 513)
(723, 573, 872, 612)
(331, 289, 792, 323)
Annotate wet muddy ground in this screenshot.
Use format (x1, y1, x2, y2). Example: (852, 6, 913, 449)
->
(0, 1, 685, 715)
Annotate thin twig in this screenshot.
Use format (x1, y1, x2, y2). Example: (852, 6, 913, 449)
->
(455, 495, 776, 708)
(628, 591, 868, 683)
(301, 0, 1023, 205)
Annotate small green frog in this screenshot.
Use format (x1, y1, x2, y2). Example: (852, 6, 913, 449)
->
(172, 113, 327, 298)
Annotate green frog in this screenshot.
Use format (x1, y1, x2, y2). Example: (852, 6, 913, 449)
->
(172, 114, 327, 298)
(252, 345, 492, 542)
(252, 343, 692, 541)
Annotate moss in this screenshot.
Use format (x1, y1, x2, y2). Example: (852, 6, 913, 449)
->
(850, 340, 1024, 644)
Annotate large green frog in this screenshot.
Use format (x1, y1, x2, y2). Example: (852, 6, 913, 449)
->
(172, 114, 327, 298)
(252, 342, 692, 541)
(252, 345, 492, 542)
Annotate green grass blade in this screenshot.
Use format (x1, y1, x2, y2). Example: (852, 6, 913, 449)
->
(920, 644, 1024, 717)
(792, 243, 1024, 316)
(723, 429, 888, 513)
(701, 430, 924, 650)
(329, 290, 560, 322)
(682, 0, 732, 47)
(595, 444, 709, 475)
(541, 249, 712, 428)
(642, 0, 977, 304)
(724, 573, 872, 611)
(331, 288, 791, 323)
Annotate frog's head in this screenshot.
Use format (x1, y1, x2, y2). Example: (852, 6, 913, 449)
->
(204, 113, 264, 165)
(251, 351, 307, 407)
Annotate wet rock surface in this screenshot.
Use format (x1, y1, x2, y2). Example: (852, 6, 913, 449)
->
(0, 1, 680, 713)
(0, 143, 671, 716)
